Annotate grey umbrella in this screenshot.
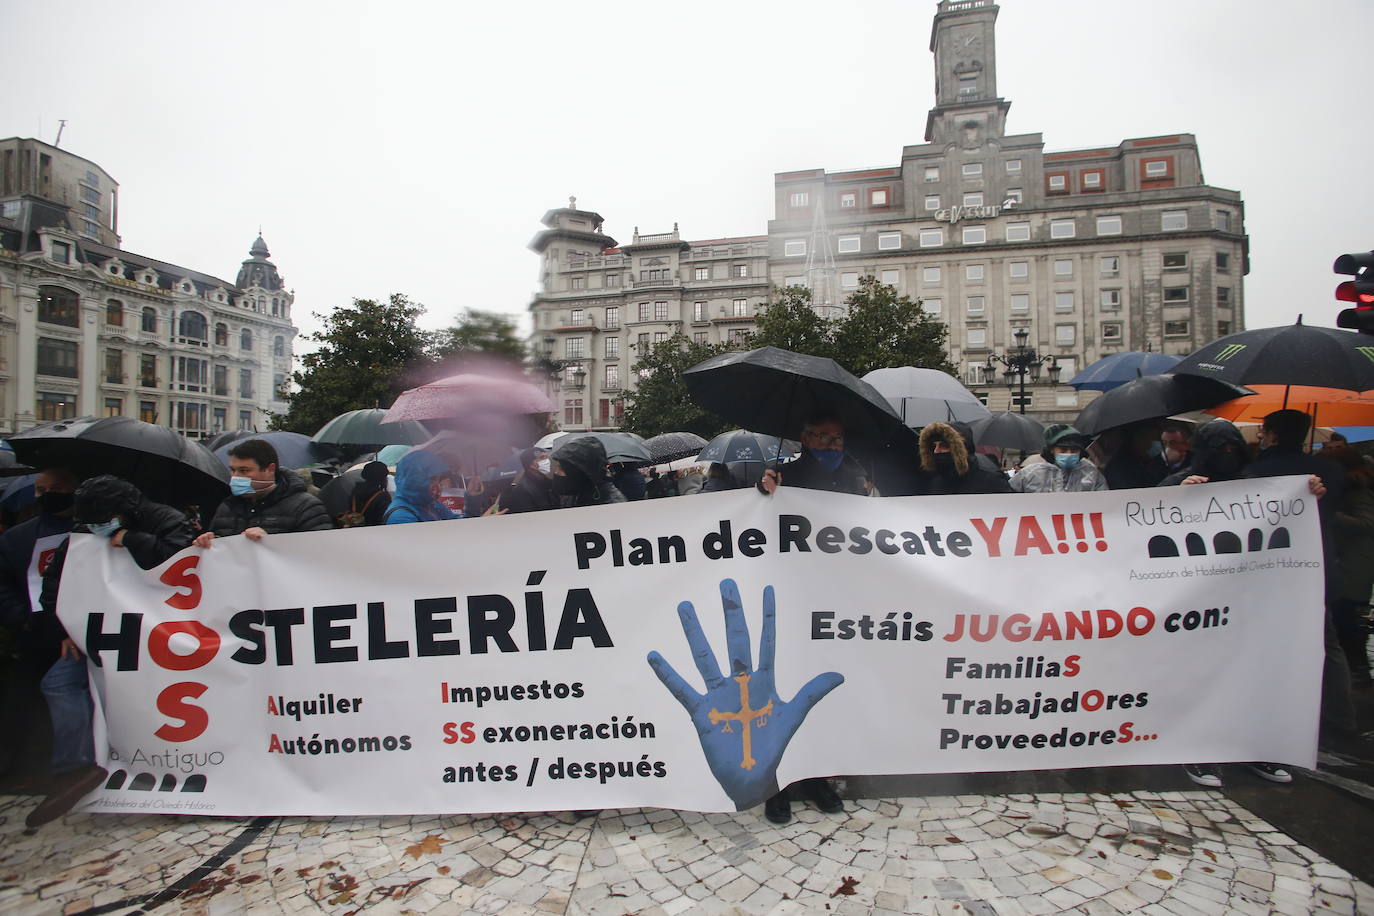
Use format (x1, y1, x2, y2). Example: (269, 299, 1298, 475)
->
(971, 412, 1045, 451)
(862, 366, 991, 427)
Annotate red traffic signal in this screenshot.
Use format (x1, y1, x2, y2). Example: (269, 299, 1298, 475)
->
(1337, 281, 1374, 305)
(1335, 251, 1374, 333)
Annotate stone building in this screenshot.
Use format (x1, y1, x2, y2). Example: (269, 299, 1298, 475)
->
(528, 0, 1247, 427)
(0, 137, 297, 436)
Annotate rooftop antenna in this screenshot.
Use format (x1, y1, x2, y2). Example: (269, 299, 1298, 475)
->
(803, 194, 840, 319)
(54, 120, 67, 147)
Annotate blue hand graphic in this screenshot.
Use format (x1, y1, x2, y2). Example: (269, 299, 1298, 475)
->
(647, 578, 844, 811)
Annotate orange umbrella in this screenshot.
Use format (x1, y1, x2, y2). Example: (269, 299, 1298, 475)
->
(1205, 385, 1374, 426)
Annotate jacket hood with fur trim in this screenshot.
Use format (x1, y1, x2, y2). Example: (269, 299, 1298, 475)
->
(918, 421, 973, 476)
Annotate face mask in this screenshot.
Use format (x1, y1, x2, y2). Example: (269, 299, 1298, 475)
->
(1055, 453, 1081, 470)
(229, 476, 256, 496)
(537, 458, 551, 476)
(809, 448, 844, 472)
(933, 453, 958, 476)
(86, 519, 121, 538)
(37, 491, 74, 515)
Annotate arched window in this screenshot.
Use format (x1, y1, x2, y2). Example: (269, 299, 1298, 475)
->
(178, 311, 207, 339)
(106, 299, 124, 327)
(240, 328, 253, 351)
(273, 336, 285, 357)
(141, 307, 158, 333)
(215, 323, 228, 346)
(37, 286, 80, 327)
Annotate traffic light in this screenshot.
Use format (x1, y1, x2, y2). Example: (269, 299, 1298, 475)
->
(1335, 251, 1374, 333)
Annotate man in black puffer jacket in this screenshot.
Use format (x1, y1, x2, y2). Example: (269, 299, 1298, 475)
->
(550, 437, 626, 507)
(195, 439, 332, 548)
(915, 421, 1012, 495)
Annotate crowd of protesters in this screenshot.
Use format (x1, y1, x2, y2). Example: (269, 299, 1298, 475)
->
(0, 405, 1370, 827)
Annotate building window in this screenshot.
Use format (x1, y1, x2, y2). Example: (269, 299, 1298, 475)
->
(1047, 173, 1068, 193)
(570, 308, 586, 325)
(1055, 325, 1076, 346)
(570, 276, 586, 290)
(240, 328, 253, 351)
(839, 191, 857, 208)
(238, 410, 252, 431)
(274, 336, 286, 357)
(694, 266, 710, 281)
(238, 369, 254, 398)
(784, 276, 804, 287)
(1008, 261, 1029, 279)
(177, 356, 208, 391)
(1161, 210, 1188, 231)
(604, 336, 620, 358)
(880, 269, 900, 287)
(1055, 292, 1075, 313)
(923, 297, 942, 316)
(1081, 170, 1104, 190)
(604, 364, 619, 389)
(693, 332, 708, 344)
(784, 239, 806, 257)
(693, 301, 707, 322)
(961, 163, 983, 178)
(923, 267, 942, 284)
(965, 264, 985, 282)
(1164, 320, 1191, 337)
(564, 399, 584, 425)
(106, 299, 124, 326)
(141, 307, 158, 332)
(1216, 252, 1230, 272)
(840, 272, 859, 289)
(1215, 210, 1233, 232)
(1144, 159, 1170, 178)
(38, 287, 80, 326)
(640, 268, 669, 281)
(1217, 286, 1231, 305)
(967, 328, 987, 348)
(789, 191, 809, 208)
(966, 296, 985, 316)
(877, 231, 901, 250)
(273, 374, 286, 397)
(1010, 293, 1030, 314)
(637, 302, 650, 322)
(50, 241, 71, 265)
(1006, 159, 1022, 173)
(1163, 286, 1190, 303)
(732, 298, 748, 317)
(1102, 322, 1123, 343)
(213, 323, 227, 346)
(1163, 252, 1188, 270)
(962, 226, 987, 245)
(919, 228, 943, 248)
(1050, 219, 1076, 239)
(565, 337, 585, 358)
(140, 400, 157, 423)
(924, 166, 940, 182)
(958, 73, 977, 94)
(837, 236, 861, 253)
(728, 329, 751, 346)
(1096, 215, 1122, 236)
(654, 331, 668, 344)
(1218, 320, 1232, 336)
(637, 333, 650, 352)
(214, 364, 229, 396)
(925, 195, 940, 211)
(140, 354, 157, 387)
(1100, 289, 1122, 310)
(654, 301, 668, 320)
(105, 348, 122, 383)
(1006, 222, 1030, 242)
(869, 188, 890, 207)
(37, 338, 78, 377)
(962, 192, 983, 207)
(179, 311, 207, 339)
(213, 407, 227, 431)
(1005, 188, 1024, 204)
(1054, 259, 1074, 278)
(731, 264, 749, 278)
(37, 392, 76, 421)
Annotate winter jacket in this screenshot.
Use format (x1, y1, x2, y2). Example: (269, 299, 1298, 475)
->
(551, 437, 626, 507)
(914, 422, 1012, 496)
(1159, 420, 1247, 487)
(348, 478, 392, 527)
(763, 449, 868, 496)
(1010, 458, 1108, 493)
(386, 449, 459, 524)
(612, 465, 647, 501)
(501, 471, 558, 514)
(209, 468, 334, 536)
(1333, 484, 1374, 603)
(0, 512, 73, 628)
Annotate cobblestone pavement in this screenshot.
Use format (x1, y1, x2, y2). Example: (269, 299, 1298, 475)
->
(0, 789, 1369, 915)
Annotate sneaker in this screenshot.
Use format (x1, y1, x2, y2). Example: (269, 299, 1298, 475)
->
(26, 765, 108, 828)
(1248, 763, 1292, 784)
(764, 791, 792, 825)
(1183, 764, 1223, 788)
(799, 777, 844, 815)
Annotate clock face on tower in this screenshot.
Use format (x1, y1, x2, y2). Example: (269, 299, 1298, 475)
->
(954, 31, 981, 60)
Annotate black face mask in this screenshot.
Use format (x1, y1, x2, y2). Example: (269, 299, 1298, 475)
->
(551, 474, 579, 496)
(933, 454, 959, 476)
(37, 491, 74, 515)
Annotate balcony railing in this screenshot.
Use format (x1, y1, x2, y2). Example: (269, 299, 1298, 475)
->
(632, 277, 676, 288)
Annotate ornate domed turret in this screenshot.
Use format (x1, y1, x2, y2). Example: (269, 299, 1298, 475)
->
(236, 233, 284, 291)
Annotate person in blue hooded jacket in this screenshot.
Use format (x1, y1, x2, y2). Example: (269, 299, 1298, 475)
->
(385, 449, 458, 524)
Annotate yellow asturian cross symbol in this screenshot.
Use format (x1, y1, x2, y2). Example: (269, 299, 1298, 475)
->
(708, 672, 774, 770)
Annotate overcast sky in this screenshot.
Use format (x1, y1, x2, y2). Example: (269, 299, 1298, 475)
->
(9, 0, 1371, 347)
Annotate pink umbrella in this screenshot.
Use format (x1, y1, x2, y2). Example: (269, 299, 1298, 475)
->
(383, 373, 554, 423)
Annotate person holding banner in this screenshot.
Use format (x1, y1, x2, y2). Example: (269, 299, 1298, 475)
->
(29, 475, 196, 827)
(1009, 425, 1107, 493)
(500, 448, 559, 515)
(382, 449, 459, 525)
(550, 437, 626, 507)
(914, 422, 1012, 495)
(194, 439, 332, 545)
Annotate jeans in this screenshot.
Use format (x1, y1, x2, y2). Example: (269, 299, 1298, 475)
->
(39, 655, 93, 775)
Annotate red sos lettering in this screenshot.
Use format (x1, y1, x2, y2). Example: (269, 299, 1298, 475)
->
(152, 557, 214, 741)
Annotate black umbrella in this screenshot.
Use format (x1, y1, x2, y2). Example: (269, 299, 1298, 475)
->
(318, 468, 368, 518)
(1074, 374, 1253, 436)
(213, 431, 342, 470)
(8, 416, 230, 507)
(696, 430, 797, 465)
(313, 409, 433, 447)
(645, 432, 709, 464)
(1171, 321, 1374, 392)
(203, 429, 252, 453)
(971, 412, 1045, 451)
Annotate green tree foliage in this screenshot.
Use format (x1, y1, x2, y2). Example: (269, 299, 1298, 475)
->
(619, 333, 737, 439)
(270, 294, 433, 434)
(750, 285, 835, 359)
(432, 309, 527, 362)
(831, 276, 955, 377)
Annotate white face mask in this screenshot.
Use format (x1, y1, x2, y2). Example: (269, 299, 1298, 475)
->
(537, 458, 552, 475)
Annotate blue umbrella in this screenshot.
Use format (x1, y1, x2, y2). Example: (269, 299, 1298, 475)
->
(0, 473, 36, 510)
(1068, 352, 1181, 392)
(1333, 427, 1374, 443)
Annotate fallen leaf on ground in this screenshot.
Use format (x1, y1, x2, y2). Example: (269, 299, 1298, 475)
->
(830, 876, 860, 897)
(405, 835, 446, 859)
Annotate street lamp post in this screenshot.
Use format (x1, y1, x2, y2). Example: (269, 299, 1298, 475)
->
(985, 327, 1061, 415)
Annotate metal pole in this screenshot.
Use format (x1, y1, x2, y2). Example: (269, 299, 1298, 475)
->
(1018, 364, 1027, 415)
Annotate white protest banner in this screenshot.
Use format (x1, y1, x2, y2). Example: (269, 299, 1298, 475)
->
(58, 476, 1324, 816)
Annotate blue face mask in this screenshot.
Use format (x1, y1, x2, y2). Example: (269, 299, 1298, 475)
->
(1055, 452, 1081, 470)
(86, 519, 121, 538)
(809, 448, 844, 472)
(229, 476, 256, 496)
